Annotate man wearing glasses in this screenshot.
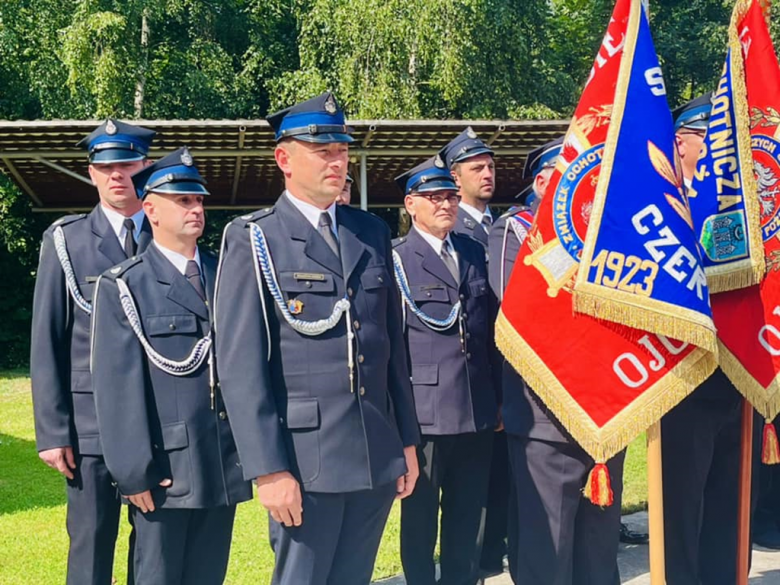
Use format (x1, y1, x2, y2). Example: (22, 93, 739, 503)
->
(393, 156, 499, 585)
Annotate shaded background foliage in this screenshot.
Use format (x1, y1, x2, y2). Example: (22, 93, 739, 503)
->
(0, 0, 774, 366)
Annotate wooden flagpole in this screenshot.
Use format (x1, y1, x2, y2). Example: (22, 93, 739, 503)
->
(736, 399, 754, 585)
(647, 421, 665, 584)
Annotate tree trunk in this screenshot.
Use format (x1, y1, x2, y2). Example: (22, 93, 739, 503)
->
(134, 9, 150, 118)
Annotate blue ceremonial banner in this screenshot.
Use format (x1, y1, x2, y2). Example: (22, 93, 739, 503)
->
(687, 51, 764, 293)
(573, 2, 717, 351)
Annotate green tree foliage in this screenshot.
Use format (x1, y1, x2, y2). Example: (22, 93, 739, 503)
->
(0, 0, 776, 366)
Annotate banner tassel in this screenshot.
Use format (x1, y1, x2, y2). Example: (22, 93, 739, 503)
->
(583, 463, 614, 507)
(762, 421, 780, 465)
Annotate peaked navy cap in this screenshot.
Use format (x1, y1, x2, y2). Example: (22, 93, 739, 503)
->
(439, 126, 494, 168)
(673, 93, 713, 131)
(266, 91, 354, 144)
(516, 136, 564, 200)
(395, 156, 458, 195)
(131, 147, 209, 199)
(76, 119, 156, 164)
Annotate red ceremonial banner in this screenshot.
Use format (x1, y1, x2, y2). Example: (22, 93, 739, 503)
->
(496, 0, 715, 470)
(713, 0, 780, 435)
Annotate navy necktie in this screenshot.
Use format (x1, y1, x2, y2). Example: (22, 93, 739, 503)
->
(123, 219, 137, 258)
(318, 212, 340, 258)
(185, 260, 206, 301)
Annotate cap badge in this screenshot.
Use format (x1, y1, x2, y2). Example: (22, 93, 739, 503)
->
(434, 154, 445, 168)
(324, 94, 337, 114)
(288, 299, 304, 315)
(467, 127, 477, 139)
(105, 120, 117, 135)
(181, 151, 193, 166)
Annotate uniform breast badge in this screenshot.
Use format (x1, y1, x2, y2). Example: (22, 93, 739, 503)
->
(287, 298, 304, 315)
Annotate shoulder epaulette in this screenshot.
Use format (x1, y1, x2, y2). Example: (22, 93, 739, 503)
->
(103, 256, 143, 280)
(500, 205, 530, 219)
(392, 235, 408, 249)
(235, 208, 273, 226)
(49, 213, 87, 230)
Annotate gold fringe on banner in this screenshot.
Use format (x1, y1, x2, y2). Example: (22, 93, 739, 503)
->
(573, 285, 719, 354)
(705, 0, 766, 293)
(718, 340, 780, 421)
(495, 310, 717, 463)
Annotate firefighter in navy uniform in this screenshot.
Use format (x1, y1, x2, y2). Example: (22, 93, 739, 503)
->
(393, 156, 500, 585)
(90, 148, 251, 584)
(489, 137, 626, 585)
(444, 127, 496, 249)
(662, 94, 762, 585)
(30, 119, 155, 585)
(441, 124, 508, 578)
(213, 92, 420, 585)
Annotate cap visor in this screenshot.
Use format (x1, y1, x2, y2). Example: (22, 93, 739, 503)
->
(293, 133, 355, 144)
(677, 120, 709, 131)
(514, 184, 533, 200)
(90, 149, 146, 164)
(144, 182, 210, 198)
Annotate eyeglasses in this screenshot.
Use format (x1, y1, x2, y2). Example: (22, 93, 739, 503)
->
(414, 192, 461, 206)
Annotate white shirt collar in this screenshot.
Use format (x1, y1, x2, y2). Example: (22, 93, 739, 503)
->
(153, 241, 201, 276)
(413, 225, 457, 258)
(284, 190, 338, 237)
(459, 201, 492, 231)
(100, 205, 145, 244)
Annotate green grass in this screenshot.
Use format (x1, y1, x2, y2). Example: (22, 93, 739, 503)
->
(0, 371, 646, 584)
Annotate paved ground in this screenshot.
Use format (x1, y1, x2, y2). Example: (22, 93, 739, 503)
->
(374, 511, 780, 584)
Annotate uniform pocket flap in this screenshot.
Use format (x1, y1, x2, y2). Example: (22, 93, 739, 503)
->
(411, 285, 450, 302)
(161, 422, 189, 451)
(284, 399, 320, 430)
(145, 314, 198, 336)
(412, 364, 439, 385)
(360, 266, 390, 290)
(278, 272, 334, 293)
(468, 278, 488, 297)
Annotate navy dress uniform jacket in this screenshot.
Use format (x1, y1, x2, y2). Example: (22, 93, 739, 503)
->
(488, 211, 566, 442)
(90, 244, 251, 508)
(393, 228, 499, 435)
(214, 194, 420, 493)
(453, 207, 489, 250)
(31, 205, 152, 454)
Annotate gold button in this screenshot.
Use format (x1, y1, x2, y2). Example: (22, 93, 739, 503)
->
(353, 320, 361, 330)
(305, 281, 312, 288)
(169, 323, 176, 330)
(426, 292, 432, 297)
(358, 354, 365, 364)
(359, 386, 366, 396)
(218, 411, 227, 420)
